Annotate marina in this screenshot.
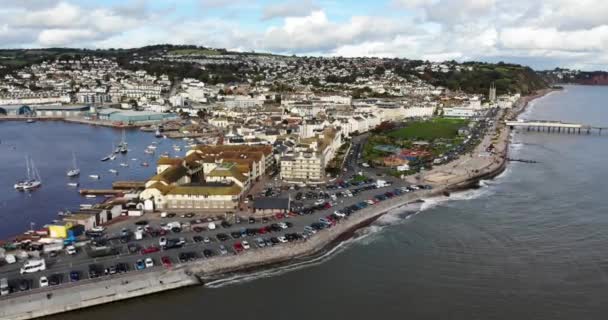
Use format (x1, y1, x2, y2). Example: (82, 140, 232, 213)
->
(0, 121, 190, 238)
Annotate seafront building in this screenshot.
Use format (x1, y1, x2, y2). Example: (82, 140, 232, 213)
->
(280, 127, 341, 184)
(140, 145, 273, 211)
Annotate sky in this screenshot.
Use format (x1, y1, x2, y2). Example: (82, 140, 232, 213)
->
(1, 0, 607, 71)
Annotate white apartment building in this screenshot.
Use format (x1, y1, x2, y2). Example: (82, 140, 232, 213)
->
(280, 127, 341, 184)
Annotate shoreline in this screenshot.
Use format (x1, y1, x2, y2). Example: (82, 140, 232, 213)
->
(0, 89, 555, 320)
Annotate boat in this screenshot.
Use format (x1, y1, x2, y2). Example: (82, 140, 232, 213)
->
(155, 129, 163, 138)
(102, 143, 116, 161)
(141, 162, 149, 167)
(119, 163, 129, 167)
(89, 174, 100, 180)
(144, 149, 154, 155)
(66, 152, 80, 177)
(147, 145, 157, 150)
(119, 130, 128, 154)
(58, 210, 72, 216)
(22, 158, 42, 191)
(14, 156, 30, 190)
(131, 158, 138, 161)
(85, 195, 97, 199)
(26, 118, 36, 123)
(108, 169, 118, 174)
(67, 182, 79, 187)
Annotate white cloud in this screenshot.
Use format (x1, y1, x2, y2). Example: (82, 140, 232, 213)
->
(260, 11, 412, 53)
(261, 0, 318, 20)
(38, 29, 102, 46)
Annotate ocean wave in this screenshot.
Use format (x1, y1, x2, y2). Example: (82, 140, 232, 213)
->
(204, 235, 358, 289)
(204, 182, 498, 289)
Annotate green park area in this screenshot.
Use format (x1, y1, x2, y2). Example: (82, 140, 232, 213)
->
(387, 118, 468, 140)
(362, 118, 471, 173)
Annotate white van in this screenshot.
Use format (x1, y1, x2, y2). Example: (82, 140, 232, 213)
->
(20, 259, 46, 275)
(0, 278, 8, 296)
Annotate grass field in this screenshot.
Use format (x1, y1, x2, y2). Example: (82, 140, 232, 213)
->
(388, 118, 468, 140)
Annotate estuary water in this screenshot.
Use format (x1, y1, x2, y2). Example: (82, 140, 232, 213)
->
(0, 122, 179, 238)
(23, 85, 608, 319)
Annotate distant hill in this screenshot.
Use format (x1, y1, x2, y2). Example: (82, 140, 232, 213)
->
(416, 62, 548, 96)
(539, 69, 608, 85)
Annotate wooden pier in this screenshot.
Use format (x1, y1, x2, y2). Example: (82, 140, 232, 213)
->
(79, 189, 124, 196)
(112, 181, 146, 190)
(505, 120, 608, 135)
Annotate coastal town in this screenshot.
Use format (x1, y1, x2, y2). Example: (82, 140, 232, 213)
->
(0, 48, 534, 319)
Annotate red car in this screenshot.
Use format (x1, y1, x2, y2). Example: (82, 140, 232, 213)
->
(275, 213, 285, 220)
(233, 242, 244, 253)
(161, 256, 172, 268)
(258, 227, 268, 234)
(140, 245, 160, 255)
(323, 202, 332, 209)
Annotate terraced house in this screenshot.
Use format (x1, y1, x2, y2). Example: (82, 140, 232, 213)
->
(140, 145, 273, 211)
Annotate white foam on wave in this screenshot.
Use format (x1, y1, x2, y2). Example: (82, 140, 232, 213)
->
(204, 235, 359, 289)
(204, 180, 500, 289)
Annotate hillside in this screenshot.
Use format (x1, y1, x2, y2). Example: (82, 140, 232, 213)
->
(539, 69, 608, 85)
(419, 62, 548, 96)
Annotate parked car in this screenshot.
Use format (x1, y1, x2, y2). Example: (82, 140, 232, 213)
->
(141, 246, 160, 255)
(242, 240, 251, 250)
(39, 276, 49, 288)
(69, 271, 80, 282)
(218, 245, 228, 255)
(233, 242, 244, 253)
(161, 256, 172, 268)
(135, 259, 145, 270)
(145, 258, 154, 268)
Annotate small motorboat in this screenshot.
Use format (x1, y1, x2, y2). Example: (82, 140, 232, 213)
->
(89, 174, 100, 180)
(85, 195, 97, 199)
(67, 182, 79, 187)
(141, 162, 149, 167)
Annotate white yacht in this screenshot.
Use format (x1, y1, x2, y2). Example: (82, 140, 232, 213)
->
(22, 158, 42, 191)
(66, 152, 80, 177)
(89, 174, 100, 180)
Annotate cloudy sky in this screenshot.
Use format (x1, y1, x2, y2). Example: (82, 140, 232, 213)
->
(1, 0, 607, 70)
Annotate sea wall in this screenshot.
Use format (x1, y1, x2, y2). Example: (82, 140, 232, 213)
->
(0, 267, 199, 320)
